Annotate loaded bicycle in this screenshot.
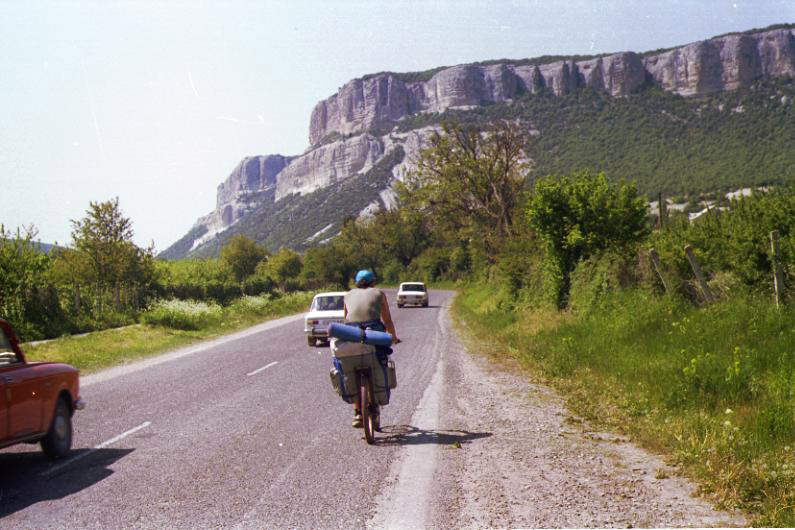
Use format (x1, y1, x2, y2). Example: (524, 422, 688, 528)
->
(327, 322, 397, 445)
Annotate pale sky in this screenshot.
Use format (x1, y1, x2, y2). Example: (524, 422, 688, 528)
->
(1, 0, 792, 251)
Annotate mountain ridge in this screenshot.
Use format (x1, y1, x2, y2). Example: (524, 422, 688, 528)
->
(160, 23, 795, 260)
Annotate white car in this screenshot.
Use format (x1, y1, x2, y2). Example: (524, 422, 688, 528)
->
(396, 282, 429, 308)
(304, 292, 346, 346)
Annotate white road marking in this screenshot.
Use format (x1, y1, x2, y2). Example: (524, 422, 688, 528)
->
(42, 421, 152, 477)
(247, 361, 279, 376)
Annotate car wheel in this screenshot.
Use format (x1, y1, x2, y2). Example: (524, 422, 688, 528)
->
(41, 398, 72, 459)
(423, 301, 429, 307)
(397, 303, 403, 308)
(307, 336, 315, 347)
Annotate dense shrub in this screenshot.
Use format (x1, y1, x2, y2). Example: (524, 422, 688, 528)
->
(153, 258, 273, 304)
(527, 171, 649, 307)
(650, 189, 795, 301)
(568, 250, 641, 314)
(141, 299, 223, 330)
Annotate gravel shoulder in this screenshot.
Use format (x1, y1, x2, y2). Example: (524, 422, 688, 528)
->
(372, 299, 747, 529)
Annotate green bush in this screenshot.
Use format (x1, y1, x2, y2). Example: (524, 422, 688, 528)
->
(405, 247, 451, 282)
(527, 171, 649, 307)
(242, 275, 274, 296)
(227, 295, 271, 314)
(141, 299, 223, 330)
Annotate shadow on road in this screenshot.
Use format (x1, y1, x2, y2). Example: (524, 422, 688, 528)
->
(376, 424, 492, 446)
(0, 447, 133, 519)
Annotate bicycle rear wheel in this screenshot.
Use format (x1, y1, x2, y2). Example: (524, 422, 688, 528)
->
(360, 371, 375, 444)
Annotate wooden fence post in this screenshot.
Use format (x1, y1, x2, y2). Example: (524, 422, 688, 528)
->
(771, 230, 784, 308)
(684, 245, 714, 303)
(649, 248, 670, 294)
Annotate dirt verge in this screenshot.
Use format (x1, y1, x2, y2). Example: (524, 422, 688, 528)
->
(373, 301, 747, 528)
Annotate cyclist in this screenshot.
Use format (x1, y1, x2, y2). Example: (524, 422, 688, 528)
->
(344, 269, 399, 428)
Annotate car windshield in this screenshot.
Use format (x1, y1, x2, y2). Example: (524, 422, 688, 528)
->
(311, 295, 344, 311)
(0, 329, 12, 352)
(0, 329, 19, 365)
(402, 284, 426, 292)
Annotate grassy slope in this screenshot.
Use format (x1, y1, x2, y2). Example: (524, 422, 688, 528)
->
(25, 292, 314, 374)
(453, 283, 795, 526)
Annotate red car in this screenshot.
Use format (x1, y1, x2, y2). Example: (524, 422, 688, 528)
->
(0, 319, 84, 459)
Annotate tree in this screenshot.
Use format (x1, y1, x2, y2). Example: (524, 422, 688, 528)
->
(302, 245, 356, 289)
(70, 198, 154, 313)
(333, 218, 383, 276)
(401, 120, 529, 261)
(368, 209, 430, 268)
(220, 234, 268, 283)
(527, 171, 649, 308)
(0, 224, 51, 331)
(260, 248, 302, 291)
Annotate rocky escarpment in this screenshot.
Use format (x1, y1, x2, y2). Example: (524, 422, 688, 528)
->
(644, 29, 795, 96)
(188, 155, 291, 250)
(307, 59, 633, 144)
(177, 131, 420, 253)
(216, 155, 292, 208)
(309, 28, 794, 144)
(160, 24, 794, 259)
(274, 133, 385, 200)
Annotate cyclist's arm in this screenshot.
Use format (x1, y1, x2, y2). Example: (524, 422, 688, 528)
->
(379, 291, 398, 343)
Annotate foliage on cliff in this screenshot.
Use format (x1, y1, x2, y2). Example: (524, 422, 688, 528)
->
(391, 77, 795, 198)
(157, 224, 208, 261)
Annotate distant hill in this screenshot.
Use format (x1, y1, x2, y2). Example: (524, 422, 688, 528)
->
(161, 23, 795, 259)
(1, 239, 65, 254)
(35, 241, 66, 254)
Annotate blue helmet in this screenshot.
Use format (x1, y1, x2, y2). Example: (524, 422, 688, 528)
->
(355, 269, 375, 285)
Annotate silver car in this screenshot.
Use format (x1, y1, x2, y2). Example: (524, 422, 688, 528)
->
(304, 292, 346, 346)
(396, 282, 429, 308)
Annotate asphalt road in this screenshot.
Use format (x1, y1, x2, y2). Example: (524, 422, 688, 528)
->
(1, 289, 453, 529)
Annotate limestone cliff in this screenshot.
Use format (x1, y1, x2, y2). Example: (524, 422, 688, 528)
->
(216, 155, 291, 208)
(643, 28, 794, 96)
(308, 28, 792, 144)
(274, 134, 385, 200)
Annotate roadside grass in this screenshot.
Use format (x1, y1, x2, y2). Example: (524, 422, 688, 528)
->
(24, 292, 314, 374)
(427, 280, 460, 290)
(453, 282, 795, 527)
